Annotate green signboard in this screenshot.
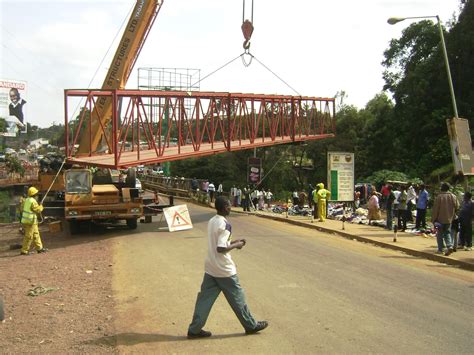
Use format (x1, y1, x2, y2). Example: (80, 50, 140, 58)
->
(327, 152, 354, 202)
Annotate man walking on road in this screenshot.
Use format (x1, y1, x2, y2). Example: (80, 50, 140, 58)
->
(432, 182, 459, 256)
(187, 196, 268, 338)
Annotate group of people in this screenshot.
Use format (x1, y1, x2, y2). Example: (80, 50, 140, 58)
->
(367, 182, 472, 256)
(307, 183, 331, 222)
(229, 186, 274, 211)
(432, 183, 472, 255)
(367, 182, 429, 232)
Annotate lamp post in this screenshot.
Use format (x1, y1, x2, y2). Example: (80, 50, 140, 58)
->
(388, 15, 459, 119)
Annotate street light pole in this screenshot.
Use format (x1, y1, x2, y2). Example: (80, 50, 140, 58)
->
(388, 15, 459, 119)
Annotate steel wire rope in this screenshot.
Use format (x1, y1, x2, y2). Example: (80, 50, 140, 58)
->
(0, 45, 49, 91)
(37, 158, 67, 224)
(68, 2, 134, 121)
(254, 151, 287, 189)
(190, 53, 244, 88)
(242, 0, 254, 23)
(0, 26, 60, 92)
(85, 4, 134, 90)
(251, 54, 301, 96)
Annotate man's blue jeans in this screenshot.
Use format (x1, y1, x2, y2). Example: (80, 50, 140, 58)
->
(188, 273, 257, 334)
(437, 223, 453, 252)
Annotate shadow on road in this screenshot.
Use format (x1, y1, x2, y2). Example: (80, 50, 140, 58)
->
(85, 331, 245, 346)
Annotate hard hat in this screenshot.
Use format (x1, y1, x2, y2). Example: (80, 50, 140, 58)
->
(28, 186, 39, 197)
(318, 183, 324, 189)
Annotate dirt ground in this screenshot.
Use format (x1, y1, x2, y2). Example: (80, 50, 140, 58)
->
(0, 221, 118, 353)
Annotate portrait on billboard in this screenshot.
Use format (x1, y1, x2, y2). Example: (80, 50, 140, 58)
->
(9, 88, 26, 125)
(0, 79, 27, 137)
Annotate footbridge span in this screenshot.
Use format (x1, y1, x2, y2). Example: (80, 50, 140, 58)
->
(65, 89, 336, 169)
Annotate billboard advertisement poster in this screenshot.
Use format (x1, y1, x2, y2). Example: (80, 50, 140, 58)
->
(0, 79, 27, 137)
(248, 157, 262, 184)
(446, 118, 473, 175)
(327, 152, 354, 202)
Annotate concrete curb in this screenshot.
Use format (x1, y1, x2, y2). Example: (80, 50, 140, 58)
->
(246, 212, 474, 272)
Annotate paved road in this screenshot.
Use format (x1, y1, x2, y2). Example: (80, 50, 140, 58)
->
(110, 203, 473, 354)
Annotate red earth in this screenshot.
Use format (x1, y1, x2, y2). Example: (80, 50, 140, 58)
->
(0, 221, 118, 353)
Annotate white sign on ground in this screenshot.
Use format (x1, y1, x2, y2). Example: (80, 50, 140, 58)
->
(327, 152, 354, 202)
(163, 204, 193, 232)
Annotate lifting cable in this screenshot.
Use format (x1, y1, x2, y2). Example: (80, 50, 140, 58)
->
(38, 159, 67, 224)
(241, 0, 254, 52)
(252, 54, 302, 96)
(193, 0, 301, 96)
(69, 3, 134, 125)
(191, 53, 244, 88)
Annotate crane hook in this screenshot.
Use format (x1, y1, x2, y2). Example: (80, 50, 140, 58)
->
(241, 0, 254, 51)
(241, 19, 254, 50)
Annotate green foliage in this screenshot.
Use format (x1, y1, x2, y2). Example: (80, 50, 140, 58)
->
(5, 155, 25, 177)
(0, 118, 7, 133)
(0, 191, 12, 223)
(363, 170, 409, 188)
(12, 2, 472, 198)
(170, 150, 252, 189)
(379, 2, 473, 182)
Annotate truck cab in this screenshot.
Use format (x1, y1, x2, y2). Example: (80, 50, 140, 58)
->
(64, 168, 142, 234)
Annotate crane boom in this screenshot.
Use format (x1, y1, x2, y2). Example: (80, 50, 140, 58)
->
(77, 0, 164, 155)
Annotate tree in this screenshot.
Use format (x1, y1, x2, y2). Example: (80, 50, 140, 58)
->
(381, 1, 473, 178)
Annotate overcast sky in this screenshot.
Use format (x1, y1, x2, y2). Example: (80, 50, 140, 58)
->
(0, 0, 462, 129)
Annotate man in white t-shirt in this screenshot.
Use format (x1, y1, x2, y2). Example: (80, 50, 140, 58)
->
(187, 196, 268, 338)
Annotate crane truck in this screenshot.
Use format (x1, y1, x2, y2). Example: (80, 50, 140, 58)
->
(38, 0, 165, 234)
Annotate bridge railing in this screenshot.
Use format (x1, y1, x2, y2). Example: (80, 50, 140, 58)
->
(65, 89, 336, 169)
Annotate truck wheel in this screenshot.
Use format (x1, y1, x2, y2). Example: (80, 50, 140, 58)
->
(69, 220, 80, 235)
(0, 295, 4, 321)
(126, 168, 136, 188)
(126, 218, 138, 230)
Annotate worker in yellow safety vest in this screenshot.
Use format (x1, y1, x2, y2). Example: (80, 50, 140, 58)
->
(316, 183, 331, 222)
(20, 187, 48, 255)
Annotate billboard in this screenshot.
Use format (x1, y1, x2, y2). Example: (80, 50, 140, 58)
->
(327, 152, 354, 202)
(446, 118, 474, 175)
(248, 157, 262, 184)
(0, 79, 27, 137)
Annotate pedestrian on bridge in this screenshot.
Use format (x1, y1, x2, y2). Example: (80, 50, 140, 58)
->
(187, 196, 268, 338)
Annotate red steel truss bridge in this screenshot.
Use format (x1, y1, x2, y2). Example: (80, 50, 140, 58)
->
(64, 89, 336, 169)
